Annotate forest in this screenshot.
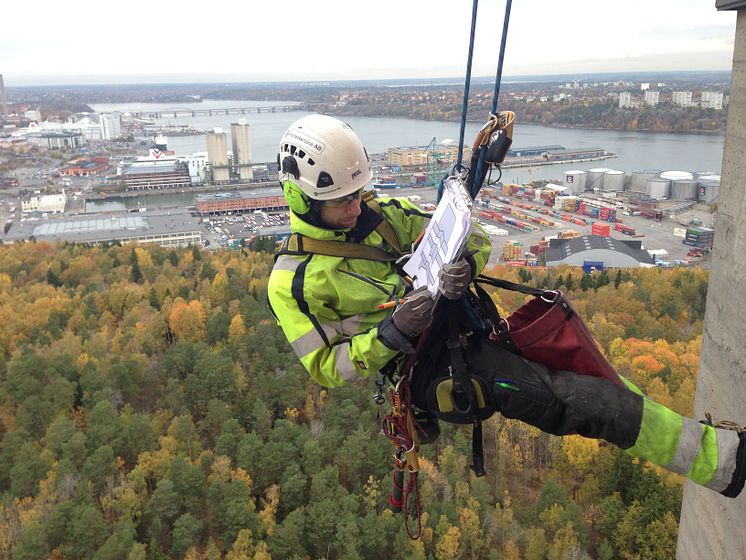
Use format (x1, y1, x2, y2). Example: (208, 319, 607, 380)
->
(324, 96, 727, 134)
(0, 241, 709, 559)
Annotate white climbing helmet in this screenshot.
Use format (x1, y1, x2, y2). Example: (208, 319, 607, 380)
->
(278, 114, 372, 202)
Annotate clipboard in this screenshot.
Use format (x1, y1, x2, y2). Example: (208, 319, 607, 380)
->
(403, 176, 474, 296)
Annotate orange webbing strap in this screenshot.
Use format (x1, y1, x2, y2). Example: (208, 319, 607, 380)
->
(283, 233, 397, 262)
(277, 195, 403, 262)
(365, 197, 403, 255)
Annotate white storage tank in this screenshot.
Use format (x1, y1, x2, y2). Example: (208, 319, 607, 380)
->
(587, 167, 610, 191)
(694, 170, 719, 179)
(646, 177, 671, 200)
(603, 169, 625, 192)
(631, 169, 661, 190)
(563, 170, 587, 194)
(660, 170, 694, 182)
(670, 179, 699, 200)
(697, 174, 721, 204)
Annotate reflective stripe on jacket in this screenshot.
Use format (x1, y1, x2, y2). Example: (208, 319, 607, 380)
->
(268, 196, 491, 388)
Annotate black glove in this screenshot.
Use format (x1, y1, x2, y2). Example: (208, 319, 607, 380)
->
(438, 259, 473, 300)
(392, 286, 435, 337)
(377, 286, 434, 353)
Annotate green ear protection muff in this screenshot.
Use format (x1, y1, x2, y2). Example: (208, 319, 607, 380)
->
(281, 179, 311, 215)
(280, 155, 312, 215)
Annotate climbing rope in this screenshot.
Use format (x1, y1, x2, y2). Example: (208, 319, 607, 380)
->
(456, 0, 480, 169)
(447, 0, 513, 202)
(471, 0, 513, 198)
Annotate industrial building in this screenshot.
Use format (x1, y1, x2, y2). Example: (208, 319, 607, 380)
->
(100, 113, 123, 140)
(546, 147, 606, 161)
(40, 131, 83, 150)
(387, 143, 469, 167)
(195, 188, 288, 215)
(206, 128, 230, 183)
(186, 152, 209, 184)
(10, 113, 125, 144)
(60, 158, 110, 176)
(231, 119, 254, 181)
(544, 235, 655, 268)
(558, 166, 720, 203)
(3, 208, 202, 247)
(508, 145, 564, 157)
(121, 160, 192, 190)
(21, 192, 68, 214)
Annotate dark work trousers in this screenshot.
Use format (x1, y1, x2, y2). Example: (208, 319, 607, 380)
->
(412, 334, 745, 497)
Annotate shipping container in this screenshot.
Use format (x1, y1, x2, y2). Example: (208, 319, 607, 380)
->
(591, 223, 611, 237)
(640, 208, 663, 221)
(615, 223, 636, 235)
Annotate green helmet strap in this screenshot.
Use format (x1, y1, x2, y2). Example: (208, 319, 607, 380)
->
(281, 179, 311, 215)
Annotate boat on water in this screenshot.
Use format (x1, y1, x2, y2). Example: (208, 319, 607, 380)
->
(373, 176, 398, 189)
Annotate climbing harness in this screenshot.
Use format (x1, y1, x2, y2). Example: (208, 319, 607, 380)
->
(384, 0, 514, 539)
(274, 1, 515, 539)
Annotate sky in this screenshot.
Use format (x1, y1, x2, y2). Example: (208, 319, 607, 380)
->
(1, 0, 738, 86)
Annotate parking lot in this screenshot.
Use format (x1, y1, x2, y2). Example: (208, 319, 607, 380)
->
(202, 211, 291, 248)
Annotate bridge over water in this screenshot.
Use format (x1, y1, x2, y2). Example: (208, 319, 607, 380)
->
(131, 105, 301, 119)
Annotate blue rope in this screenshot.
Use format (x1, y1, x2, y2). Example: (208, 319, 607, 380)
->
(456, 0, 479, 169)
(491, 0, 512, 115)
(472, 0, 513, 198)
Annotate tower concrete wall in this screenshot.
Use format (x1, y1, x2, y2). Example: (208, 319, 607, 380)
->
(206, 129, 230, 183)
(231, 120, 253, 181)
(676, 8, 746, 559)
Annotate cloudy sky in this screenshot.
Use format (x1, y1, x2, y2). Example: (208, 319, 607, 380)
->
(1, 0, 737, 85)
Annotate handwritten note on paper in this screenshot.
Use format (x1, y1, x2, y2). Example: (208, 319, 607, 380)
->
(403, 176, 474, 296)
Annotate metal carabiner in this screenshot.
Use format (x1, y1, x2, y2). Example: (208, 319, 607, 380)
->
(540, 290, 560, 303)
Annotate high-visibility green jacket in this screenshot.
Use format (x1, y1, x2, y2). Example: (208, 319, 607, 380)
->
(268, 197, 491, 388)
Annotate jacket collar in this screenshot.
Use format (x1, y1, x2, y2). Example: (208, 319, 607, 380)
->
(290, 202, 383, 243)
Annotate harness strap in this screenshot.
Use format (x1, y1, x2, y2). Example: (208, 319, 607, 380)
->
(283, 233, 397, 262)
(367, 198, 403, 255)
(276, 196, 403, 262)
(445, 300, 486, 477)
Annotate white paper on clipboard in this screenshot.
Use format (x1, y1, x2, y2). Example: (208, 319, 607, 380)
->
(403, 176, 474, 296)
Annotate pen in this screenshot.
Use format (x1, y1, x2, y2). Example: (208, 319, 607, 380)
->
(377, 298, 407, 310)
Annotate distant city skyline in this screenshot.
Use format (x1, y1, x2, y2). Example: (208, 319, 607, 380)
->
(2, 0, 737, 86)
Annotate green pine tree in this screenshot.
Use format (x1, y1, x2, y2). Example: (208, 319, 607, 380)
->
(130, 248, 142, 283)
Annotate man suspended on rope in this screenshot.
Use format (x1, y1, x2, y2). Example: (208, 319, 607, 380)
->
(267, 114, 745, 500)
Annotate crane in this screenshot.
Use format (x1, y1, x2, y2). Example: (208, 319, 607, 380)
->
(425, 137, 448, 187)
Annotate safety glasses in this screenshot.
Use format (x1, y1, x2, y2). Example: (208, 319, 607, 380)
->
(322, 189, 363, 207)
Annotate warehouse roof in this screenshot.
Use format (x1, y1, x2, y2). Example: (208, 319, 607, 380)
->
(122, 162, 187, 175)
(545, 235, 654, 266)
(4, 208, 201, 245)
(196, 186, 284, 203)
